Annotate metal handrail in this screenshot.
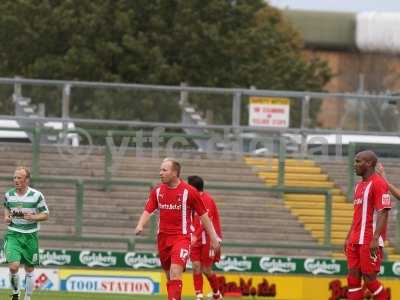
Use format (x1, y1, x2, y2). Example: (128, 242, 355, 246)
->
(0, 175, 335, 251)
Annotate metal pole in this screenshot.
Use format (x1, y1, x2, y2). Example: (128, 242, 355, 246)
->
(278, 137, 286, 188)
(62, 84, 71, 119)
(357, 74, 365, 130)
(75, 180, 84, 237)
(324, 190, 332, 247)
(179, 82, 188, 106)
(104, 140, 112, 192)
(31, 127, 41, 179)
(301, 95, 310, 129)
(14, 76, 22, 97)
(232, 91, 241, 127)
(347, 143, 356, 201)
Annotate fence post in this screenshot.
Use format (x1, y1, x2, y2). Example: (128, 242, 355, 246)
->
(347, 142, 356, 201)
(277, 136, 286, 188)
(31, 127, 41, 179)
(301, 95, 310, 129)
(127, 238, 135, 251)
(232, 91, 241, 127)
(104, 141, 112, 191)
(75, 180, 84, 237)
(324, 190, 332, 247)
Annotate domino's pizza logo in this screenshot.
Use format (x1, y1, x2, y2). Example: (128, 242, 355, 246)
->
(35, 273, 53, 290)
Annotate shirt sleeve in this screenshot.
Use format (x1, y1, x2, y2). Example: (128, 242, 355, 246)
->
(373, 178, 391, 211)
(192, 213, 203, 238)
(144, 188, 158, 214)
(37, 192, 49, 214)
(210, 197, 223, 239)
(4, 194, 9, 209)
(189, 188, 207, 217)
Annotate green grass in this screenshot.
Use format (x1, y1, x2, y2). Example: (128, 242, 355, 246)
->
(3, 290, 162, 299)
(0, 290, 280, 300)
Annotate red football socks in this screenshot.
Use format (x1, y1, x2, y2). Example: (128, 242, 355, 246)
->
(167, 279, 182, 300)
(206, 273, 219, 294)
(193, 273, 203, 295)
(347, 275, 363, 300)
(366, 280, 388, 300)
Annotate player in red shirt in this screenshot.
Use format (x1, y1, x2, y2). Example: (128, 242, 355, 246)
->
(188, 176, 223, 300)
(344, 151, 391, 300)
(135, 158, 221, 300)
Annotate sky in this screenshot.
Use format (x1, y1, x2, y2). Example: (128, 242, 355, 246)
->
(268, 0, 400, 13)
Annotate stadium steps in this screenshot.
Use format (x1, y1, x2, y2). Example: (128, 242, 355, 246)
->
(0, 142, 325, 256)
(245, 157, 354, 254)
(245, 157, 400, 258)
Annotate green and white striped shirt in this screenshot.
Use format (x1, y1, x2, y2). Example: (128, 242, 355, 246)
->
(4, 187, 49, 233)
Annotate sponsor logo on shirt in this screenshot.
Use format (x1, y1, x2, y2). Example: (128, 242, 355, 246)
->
(354, 198, 363, 205)
(159, 203, 181, 210)
(381, 194, 391, 206)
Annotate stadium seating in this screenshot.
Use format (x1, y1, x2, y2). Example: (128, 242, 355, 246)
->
(246, 156, 399, 259)
(1, 142, 398, 259)
(0, 142, 326, 257)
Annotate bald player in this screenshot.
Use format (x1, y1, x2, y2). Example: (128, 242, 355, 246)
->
(344, 151, 391, 300)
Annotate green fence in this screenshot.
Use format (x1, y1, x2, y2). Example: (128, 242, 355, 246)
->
(1, 127, 400, 252)
(0, 174, 337, 252)
(0, 126, 291, 190)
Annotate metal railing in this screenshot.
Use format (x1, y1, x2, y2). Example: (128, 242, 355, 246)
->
(0, 176, 337, 251)
(1, 128, 399, 251)
(1, 76, 400, 130)
(0, 125, 295, 197)
(0, 175, 144, 251)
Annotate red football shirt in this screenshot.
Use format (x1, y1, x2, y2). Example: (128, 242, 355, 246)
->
(145, 180, 207, 236)
(192, 191, 222, 244)
(349, 173, 391, 246)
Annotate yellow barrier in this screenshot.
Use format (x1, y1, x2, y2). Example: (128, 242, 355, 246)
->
(174, 273, 400, 300)
(58, 269, 400, 299)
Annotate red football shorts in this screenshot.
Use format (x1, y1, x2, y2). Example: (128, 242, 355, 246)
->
(190, 240, 221, 267)
(346, 243, 383, 274)
(157, 234, 191, 271)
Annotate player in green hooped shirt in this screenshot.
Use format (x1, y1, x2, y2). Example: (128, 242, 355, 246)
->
(3, 167, 49, 300)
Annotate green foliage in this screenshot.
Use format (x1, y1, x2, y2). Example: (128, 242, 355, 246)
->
(0, 0, 331, 124)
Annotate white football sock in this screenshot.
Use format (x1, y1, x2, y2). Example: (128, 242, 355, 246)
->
(24, 271, 34, 300)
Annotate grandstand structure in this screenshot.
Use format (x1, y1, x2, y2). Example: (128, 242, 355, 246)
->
(0, 77, 399, 260)
(0, 131, 399, 260)
(282, 10, 400, 129)
(0, 142, 329, 257)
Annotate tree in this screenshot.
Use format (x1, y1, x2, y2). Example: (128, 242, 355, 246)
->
(0, 0, 331, 125)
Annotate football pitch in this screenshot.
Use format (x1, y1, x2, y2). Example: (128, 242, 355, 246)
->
(0, 290, 281, 300)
